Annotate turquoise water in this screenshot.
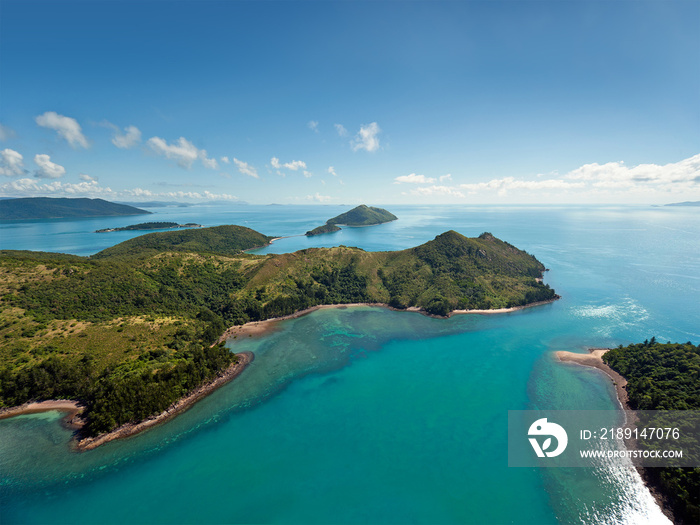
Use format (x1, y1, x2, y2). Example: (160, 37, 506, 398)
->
(1, 205, 697, 524)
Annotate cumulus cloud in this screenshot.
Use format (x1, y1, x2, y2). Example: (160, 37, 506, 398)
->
(79, 173, 98, 182)
(0, 177, 239, 202)
(220, 156, 230, 164)
(233, 158, 259, 178)
(439, 173, 452, 182)
(34, 154, 66, 179)
(271, 157, 307, 172)
(111, 125, 142, 149)
(306, 192, 332, 202)
(308, 120, 319, 133)
(303, 171, 312, 178)
(405, 185, 465, 198)
(35, 111, 89, 148)
(334, 124, 348, 137)
(0, 149, 26, 176)
(0, 123, 16, 141)
(351, 122, 381, 152)
(459, 177, 585, 196)
(394, 173, 437, 184)
(147, 136, 218, 170)
(328, 166, 337, 176)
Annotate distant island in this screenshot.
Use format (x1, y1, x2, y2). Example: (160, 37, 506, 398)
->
(0, 197, 151, 220)
(0, 226, 555, 448)
(665, 201, 700, 207)
(306, 204, 397, 236)
(96, 222, 202, 233)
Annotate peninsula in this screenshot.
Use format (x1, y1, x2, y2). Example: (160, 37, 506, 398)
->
(96, 222, 202, 233)
(0, 197, 151, 220)
(557, 341, 700, 524)
(306, 204, 397, 236)
(0, 225, 556, 446)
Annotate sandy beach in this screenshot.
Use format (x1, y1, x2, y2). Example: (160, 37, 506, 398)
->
(219, 297, 560, 343)
(555, 349, 629, 409)
(0, 400, 85, 428)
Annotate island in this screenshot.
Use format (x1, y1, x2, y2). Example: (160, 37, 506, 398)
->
(306, 204, 397, 236)
(96, 222, 202, 233)
(0, 226, 556, 449)
(665, 201, 700, 207)
(0, 197, 151, 220)
(558, 341, 700, 524)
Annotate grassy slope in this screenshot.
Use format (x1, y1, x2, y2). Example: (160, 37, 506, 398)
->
(0, 226, 554, 434)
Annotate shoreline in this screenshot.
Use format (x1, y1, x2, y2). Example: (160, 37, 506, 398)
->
(75, 351, 253, 451)
(555, 348, 629, 409)
(554, 348, 676, 523)
(219, 297, 560, 343)
(0, 353, 253, 452)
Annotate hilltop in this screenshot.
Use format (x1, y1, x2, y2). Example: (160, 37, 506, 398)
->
(306, 205, 397, 235)
(0, 197, 151, 220)
(0, 226, 555, 438)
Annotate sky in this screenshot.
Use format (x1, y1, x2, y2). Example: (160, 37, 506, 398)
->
(0, 0, 698, 205)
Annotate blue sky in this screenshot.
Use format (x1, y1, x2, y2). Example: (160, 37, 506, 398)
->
(1, 0, 698, 204)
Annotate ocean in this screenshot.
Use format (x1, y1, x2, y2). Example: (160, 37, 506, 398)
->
(0, 204, 697, 524)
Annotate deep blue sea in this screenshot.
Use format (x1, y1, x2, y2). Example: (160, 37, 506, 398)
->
(1, 204, 698, 524)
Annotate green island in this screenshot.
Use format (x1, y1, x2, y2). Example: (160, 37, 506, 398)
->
(305, 204, 397, 236)
(96, 221, 202, 233)
(0, 197, 150, 220)
(0, 226, 556, 443)
(603, 340, 700, 524)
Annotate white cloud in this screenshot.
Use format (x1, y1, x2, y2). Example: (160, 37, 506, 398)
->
(270, 157, 307, 171)
(460, 177, 585, 196)
(394, 173, 437, 184)
(111, 125, 142, 149)
(220, 156, 230, 164)
(233, 158, 259, 178)
(439, 173, 452, 182)
(0, 177, 239, 202)
(35, 111, 89, 148)
(308, 120, 319, 133)
(303, 170, 312, 178)
(334, 124, 348, 137)
(406, 185, 465, 198)
(328, 166, 337, 176)
(79, 173, 98, 182)
(351, 122, 381, 152)
(0, 149, 26, 176)
(34, 154, 66, 179)
(306, 192, 332, 202)
(0, 123, 16, 141)
(147, 136, 218, 170)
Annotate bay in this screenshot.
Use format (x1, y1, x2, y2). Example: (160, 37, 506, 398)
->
(0, 204, 697, 524)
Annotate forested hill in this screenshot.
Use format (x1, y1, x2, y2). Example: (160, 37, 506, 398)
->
(306, 204, 397, 235)
(603, 341, 700, 523)
(0, 197, 150, 220)
(0, 227, 555, 437)
(91, 225, 273, 259)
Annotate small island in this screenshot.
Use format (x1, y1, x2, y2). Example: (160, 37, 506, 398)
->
(96, 222, 202, 233)
(306, 204, 397, 236)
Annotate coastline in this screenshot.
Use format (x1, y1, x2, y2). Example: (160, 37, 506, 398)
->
(554, 348, 677, 523)
(0, 352, 253, 452)
(75, 351, 253, 451)
(218, 297, 560, 343)
(555, 348, 629, 409)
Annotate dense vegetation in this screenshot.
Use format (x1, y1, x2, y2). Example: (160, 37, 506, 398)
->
(0, 197, 150, 220)
(96, 221, 201, 232)
(91, 225, 272, 259)
(603, 340, 700, 524)
(306, 204, 397, 235)
(0, 225, 554, 437)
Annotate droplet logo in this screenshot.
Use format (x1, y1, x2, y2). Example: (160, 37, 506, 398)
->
(528, 418, 568, 458)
